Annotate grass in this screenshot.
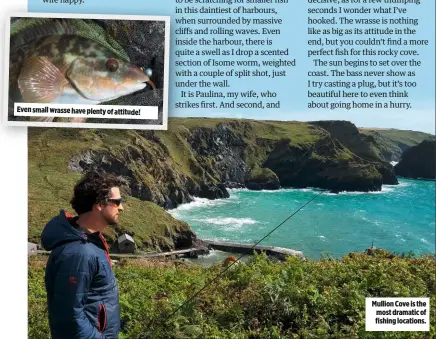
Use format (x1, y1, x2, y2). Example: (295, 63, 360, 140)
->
(359, 128, 434, 146)
(156, 126, 200, 181)
(28, 250, 436, 339)
(169, 118, 323, 145)
(28, 119, 330, 247)
(359, 128, 434, 161)
(28, 128, 191, 249)
(29, 120, 434, 248)
(27, 120, 435, 338)
(115, 198, 192, 250)
(247, 167, 278, 182)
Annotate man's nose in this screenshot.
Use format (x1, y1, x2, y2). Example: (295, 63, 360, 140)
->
(118, 203, 124, 211)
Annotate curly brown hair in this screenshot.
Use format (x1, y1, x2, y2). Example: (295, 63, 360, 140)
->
(70, 171, 123, 215)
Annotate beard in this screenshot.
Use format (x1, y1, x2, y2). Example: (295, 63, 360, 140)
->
(102, 212, 119, 226)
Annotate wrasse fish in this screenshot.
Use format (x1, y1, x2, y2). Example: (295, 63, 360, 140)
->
(10, 33, 155, 121)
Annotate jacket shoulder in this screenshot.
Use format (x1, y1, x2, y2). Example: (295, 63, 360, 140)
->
(49, 241, 100, 269)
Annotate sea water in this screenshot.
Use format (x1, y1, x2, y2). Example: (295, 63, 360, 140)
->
(170, 179, 435, 260)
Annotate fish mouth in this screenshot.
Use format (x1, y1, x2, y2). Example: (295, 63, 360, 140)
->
(145, 79, 156, 90)
(130, 66, 156, 90)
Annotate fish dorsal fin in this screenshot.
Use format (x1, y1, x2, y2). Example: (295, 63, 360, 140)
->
(18, 56, 68, 103)
(10, 19, 76, 50)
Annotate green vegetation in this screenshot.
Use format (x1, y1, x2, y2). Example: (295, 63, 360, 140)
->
(29, 120, 432, 249)
(28, 120, 435, 338)
(247, 167, 279, 183)
(160, 118, 326, 175)
(27, 120, 335, 247)
(360, 129, 434, 147)
(167, 118, 323, 144)
(359, 128, 434, 162)
(28, 128, 191, 249)
(29, 251, 436, 339)
(113, 199, 192, 251)
(29, 120, 435, 251)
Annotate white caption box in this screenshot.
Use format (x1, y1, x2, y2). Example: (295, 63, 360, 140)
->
(14, 103, 158, 120)
(366, 298, 430, 331)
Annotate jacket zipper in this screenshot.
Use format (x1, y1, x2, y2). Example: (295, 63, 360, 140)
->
(98, 233, 112, 268)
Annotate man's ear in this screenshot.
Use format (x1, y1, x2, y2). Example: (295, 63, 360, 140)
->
(93, 202, 104, 212)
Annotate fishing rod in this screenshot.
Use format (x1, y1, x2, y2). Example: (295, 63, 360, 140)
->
(144, 189, 326, 338)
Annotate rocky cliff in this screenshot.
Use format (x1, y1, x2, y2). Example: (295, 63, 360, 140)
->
(67, 120, 399, 198)
(359, 128, 434, 162)
(29, 119, 427, 250)
(395, 140, 436, 179)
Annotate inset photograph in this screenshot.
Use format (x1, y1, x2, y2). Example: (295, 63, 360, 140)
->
(4, 13, 169, 129)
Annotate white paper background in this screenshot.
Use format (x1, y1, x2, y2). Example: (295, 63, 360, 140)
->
(0, 1, 28, 338)
(366, 298, 430, 331)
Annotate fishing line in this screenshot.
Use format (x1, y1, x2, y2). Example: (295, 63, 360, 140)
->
(145, 189, 325, 337)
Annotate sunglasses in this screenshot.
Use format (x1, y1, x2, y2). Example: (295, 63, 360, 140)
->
(106, 198, 123, 206)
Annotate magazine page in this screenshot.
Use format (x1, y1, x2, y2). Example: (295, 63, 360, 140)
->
(18, 0, 436, 338)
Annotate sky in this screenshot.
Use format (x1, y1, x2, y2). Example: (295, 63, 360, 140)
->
(29, 0, 435, 133)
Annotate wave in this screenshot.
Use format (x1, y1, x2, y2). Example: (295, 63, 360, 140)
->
(260, 188, 317, 193)
(199, 248, 222, 258)
(229, 187, 324, 194)
(192, 217, 258, 227)
(395, 181, 410, 188)
(234, 187, 395, 196)
(227, 188, 249, 192)
(203, 237, 248, 243)
(325, 187, 395, 196)
(229, 184, 409, 196)
(169, 197, 231, 215)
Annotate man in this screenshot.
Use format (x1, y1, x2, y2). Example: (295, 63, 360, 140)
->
(41, 171, 124, 339)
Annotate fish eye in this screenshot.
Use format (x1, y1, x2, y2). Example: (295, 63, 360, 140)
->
(106, 58, 119, 72)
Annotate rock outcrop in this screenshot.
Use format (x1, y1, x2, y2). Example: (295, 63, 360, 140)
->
(29, 119, 423, 251)
(359, 128, 434, 162)
(59, 119, 404, 207)
(395, 140, 436, 179)
(245, 167, 280, 190)
(312, 121, 398, 185)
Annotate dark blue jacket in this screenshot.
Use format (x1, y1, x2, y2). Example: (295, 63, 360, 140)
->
(41, 210, 120, 339)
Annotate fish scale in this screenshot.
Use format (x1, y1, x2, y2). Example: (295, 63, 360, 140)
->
(25, 36, 111, 70)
